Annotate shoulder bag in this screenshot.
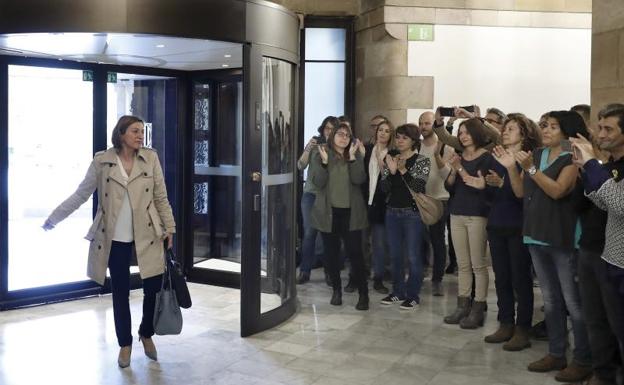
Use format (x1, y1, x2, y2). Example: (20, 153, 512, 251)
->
(153, 257, 183, 335)
(166, 248, 192, 309)
(401, 176, 443, 225)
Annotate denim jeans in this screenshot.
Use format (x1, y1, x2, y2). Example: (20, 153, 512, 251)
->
(528, 245, 591, 364)
(488, 230, 534, 328)
(578, 248, 624, 383)
(108, 241, 162, 347)
(386, 207, 425, 301)
(428, 201, 449, 283)
(300, 192, 323, 274)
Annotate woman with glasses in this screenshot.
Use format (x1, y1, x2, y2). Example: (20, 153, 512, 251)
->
(308, 123, 370, 310)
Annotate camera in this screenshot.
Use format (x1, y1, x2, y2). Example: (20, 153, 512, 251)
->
(313, 135, 326, 144)
(439, 105, 476, 117)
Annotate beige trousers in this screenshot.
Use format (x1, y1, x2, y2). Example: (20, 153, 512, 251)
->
(450, 215, 490, 302)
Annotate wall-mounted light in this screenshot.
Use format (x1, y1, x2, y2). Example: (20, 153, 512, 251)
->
(156, 44, 165, 48)
(224, 54, 232, 58)
(222, 64, 229, 68)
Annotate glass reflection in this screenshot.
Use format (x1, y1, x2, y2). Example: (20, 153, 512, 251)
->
(260, 57, 294, 313)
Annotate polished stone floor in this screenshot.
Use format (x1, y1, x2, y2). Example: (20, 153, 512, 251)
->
(0, 269, 570, 385)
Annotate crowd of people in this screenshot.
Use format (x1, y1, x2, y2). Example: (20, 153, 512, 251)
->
(296, 104, 624, 385)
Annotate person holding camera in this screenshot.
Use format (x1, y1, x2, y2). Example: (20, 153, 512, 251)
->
(297, 116, 339, 285)
(308, 123, 369, 310)
(433, 106, 503, 152)
(42, 115, 175, 368)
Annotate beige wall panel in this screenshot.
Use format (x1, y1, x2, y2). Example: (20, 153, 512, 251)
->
(591, 31, 620, 89)
(435, 8, 471, 25)
(530, 11, 592, 28)
(385, 23, 407, 40)
(384, 0, 466, 8)
(564, 0, 592, 13)
(498, 10, 533, 26)
(592, 87, 624, 115)
(515, 0, 566, 12)
(383, 6, 435, 24)
(465, 0, 515, 10)
(470, 10, 500, 26)
(360, 0, 385, 13)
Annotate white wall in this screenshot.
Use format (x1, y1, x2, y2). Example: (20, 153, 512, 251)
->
(407, 24, 591, 124)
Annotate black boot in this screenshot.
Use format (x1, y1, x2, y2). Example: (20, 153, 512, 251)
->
(356, 287, 369, 311)
(460, 301, 486, 329)
(443, 296, 472, 324)
(296, 272, 310, 285)
(344, 277, 356, 293)
(373, 277, 389, 294)
(324, 270, 332, 287)
(330, 289, 342, 306)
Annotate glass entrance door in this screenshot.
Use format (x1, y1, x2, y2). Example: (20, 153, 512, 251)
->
(188, 71, 243, 288)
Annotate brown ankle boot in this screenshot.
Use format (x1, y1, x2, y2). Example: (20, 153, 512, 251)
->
(527, 354, 566, 372)
(459, 301, 486, 329)
(554, 361, 592, 383)
(443, 296, 472, 324)
(503, 327, 531, 351)
(484, 323, 514, 343)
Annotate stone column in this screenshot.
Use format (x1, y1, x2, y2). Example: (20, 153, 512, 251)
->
(591, 0, 624, 119)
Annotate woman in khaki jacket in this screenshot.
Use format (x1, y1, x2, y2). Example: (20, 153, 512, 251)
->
(43, 115, 175, 368)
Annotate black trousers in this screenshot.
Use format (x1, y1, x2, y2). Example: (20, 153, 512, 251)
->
(321, 208, 368, 293)
(578, 249, 624, 384)
(428, 201, 449, 283)
(488, 230, 534, 329)
(108, 241, 162, 347)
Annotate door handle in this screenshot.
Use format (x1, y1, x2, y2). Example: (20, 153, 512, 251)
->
(253, 194, 261, 211)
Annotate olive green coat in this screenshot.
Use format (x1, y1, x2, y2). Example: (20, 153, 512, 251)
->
(308, 149, 368, 233)
(47, 148, 176, 285)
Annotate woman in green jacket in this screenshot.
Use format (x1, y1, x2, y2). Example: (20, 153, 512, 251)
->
(309, 122, 369, 310)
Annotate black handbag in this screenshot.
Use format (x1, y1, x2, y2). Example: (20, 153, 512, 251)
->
(153, 260, 183, 335)
(166, 248, 192, 309)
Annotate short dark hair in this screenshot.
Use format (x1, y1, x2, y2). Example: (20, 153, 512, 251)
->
(395, 123, 421, 150)
(458, 118, 489, 149)
(548, 110, 589, 139)
(111, 115, 144, 149)
(570, 104, 591, 123)
(598, 104, 624, 133)
(318, 116, 340, 136)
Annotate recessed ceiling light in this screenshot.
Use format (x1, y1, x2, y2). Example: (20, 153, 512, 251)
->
(224, 54, 232, 58)
(156, 44, 165, 48)
(222, 64, 229, 68)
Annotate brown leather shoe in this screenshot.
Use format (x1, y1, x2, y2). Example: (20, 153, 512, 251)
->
(503, 327, 532, 351)
(117, 345, 132, 368)
(554, 361, 592, 383)
(484, 323, 514, 343)
(527, 354, 566, 373)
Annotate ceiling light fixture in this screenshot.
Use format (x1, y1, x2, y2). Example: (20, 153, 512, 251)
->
(222, 64, 229, 68)
(224, 54, 232, 58)
(156, 44, 165, 48)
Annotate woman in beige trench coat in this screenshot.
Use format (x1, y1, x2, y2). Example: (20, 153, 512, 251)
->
(43, 115, 176, 368)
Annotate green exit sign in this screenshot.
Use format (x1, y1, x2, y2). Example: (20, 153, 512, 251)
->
(408, 24, 434, 41)
(82, 70, 94, 82)
(107, 72, 117, 83)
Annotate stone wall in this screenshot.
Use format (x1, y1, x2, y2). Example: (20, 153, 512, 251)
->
(591, 0, 624, 120)
(266, 0, 592, 134)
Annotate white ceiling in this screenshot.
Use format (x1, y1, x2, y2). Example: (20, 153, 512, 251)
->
(0, 33, 242, 71)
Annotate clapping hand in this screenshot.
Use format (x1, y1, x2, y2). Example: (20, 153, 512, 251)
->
(449, 153, 462, 171)
(349, 139, 361, 160)
(492, 145, 517, 169)
(454, 107, 476, 119)
(385, 154, 398, 174)
(485, 170, 503, 187)
(318, 145, 329, 164)
(463, 170, 486, 190)
(514, 151, 533, 171)
(570, 134, 596, 167)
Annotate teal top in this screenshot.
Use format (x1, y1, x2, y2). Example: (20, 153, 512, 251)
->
(524, 148, 581, 249)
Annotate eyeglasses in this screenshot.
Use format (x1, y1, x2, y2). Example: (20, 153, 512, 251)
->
(335, 131, 351, 139)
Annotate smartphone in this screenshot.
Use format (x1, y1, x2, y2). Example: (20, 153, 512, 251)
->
(313, 135, 326, 144)
(561, 139, 572, 152)
(461, 105, 475, 113)
(439, 107, 455, 117)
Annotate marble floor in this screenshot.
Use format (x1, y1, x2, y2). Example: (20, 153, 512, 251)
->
(0, 269, 570, 385)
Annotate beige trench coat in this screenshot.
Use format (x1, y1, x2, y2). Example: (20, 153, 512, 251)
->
(47, 148, 176, 285)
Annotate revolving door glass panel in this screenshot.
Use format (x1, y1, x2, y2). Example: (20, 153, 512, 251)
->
(260, 57, 295, 313)
(192, 78, 243, 274)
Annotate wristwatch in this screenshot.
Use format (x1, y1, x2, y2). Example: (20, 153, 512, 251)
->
(527, 165, 537, 176)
